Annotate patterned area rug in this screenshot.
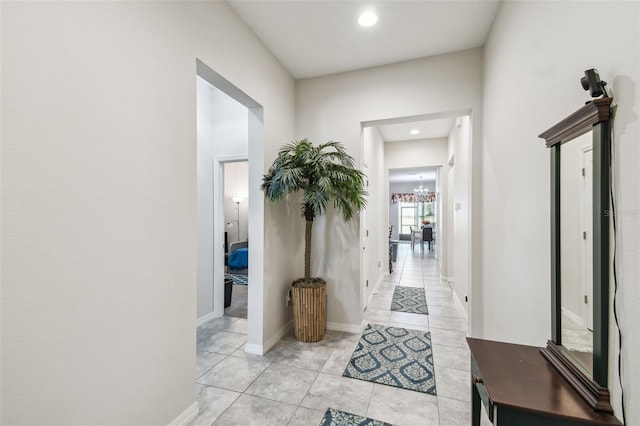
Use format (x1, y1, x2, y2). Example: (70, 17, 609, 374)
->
(343, 324, 436, 395)
(390, 286, 428, 314)
(225, 273, 248, 286)
(319, 408, 392, 426)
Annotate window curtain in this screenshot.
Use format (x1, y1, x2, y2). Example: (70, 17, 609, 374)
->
(390, 192, 436, 203)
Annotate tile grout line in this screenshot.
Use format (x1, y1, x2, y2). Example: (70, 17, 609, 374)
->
(198, 242, 468, 426)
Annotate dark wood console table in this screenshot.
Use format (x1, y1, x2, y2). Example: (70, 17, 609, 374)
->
(467, 338, 621, 426)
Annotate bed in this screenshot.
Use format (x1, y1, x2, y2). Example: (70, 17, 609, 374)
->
(227, 241, 248, 276)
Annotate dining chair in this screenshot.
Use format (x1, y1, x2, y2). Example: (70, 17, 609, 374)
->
(410, 226, 422, 251)
(422, 227, 433, 251)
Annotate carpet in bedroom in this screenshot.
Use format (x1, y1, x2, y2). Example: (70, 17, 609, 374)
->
(225, 273, 248, 286)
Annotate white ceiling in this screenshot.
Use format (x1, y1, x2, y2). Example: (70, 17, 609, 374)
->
(227, 0, 501, 79)
(378, 117, 455, 142)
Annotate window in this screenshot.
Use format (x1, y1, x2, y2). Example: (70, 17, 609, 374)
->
(400, 201, 436, 236)
(400, 204, 417, 235)
(419, 201, 436, 227)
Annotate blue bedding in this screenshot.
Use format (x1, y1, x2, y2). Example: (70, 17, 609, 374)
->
(228, 248, 248, 269)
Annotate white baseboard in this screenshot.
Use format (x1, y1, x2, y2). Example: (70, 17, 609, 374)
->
(561, 307, 584, 325)
(246, 320, 293, 355)
(244, 343, 263, 355)
(327, 321, 362, 334)
(366, 275, 385, 306)
(451, 289, 468, 322)
(168, 401, 198, 426)
(196, 311, 220, 327)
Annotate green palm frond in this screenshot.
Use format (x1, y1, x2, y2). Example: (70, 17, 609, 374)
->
(261, 139, 367, 221)
(261, 139, 367, 279)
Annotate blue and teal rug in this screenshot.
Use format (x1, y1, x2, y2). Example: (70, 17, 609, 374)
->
(319, 408, 391, 426)
(225, 273, 248, 286)
(390, 286, 428, 315)
(343, 324, 436, 395)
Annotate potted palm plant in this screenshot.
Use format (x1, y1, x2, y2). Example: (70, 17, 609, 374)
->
(261, 139, 367, 342)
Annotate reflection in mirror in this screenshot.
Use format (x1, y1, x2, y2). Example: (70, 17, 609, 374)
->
(540, 96, 613, 412)
(560, 131, 593, 375)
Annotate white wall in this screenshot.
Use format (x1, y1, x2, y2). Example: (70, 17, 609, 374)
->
(361, 127, 386, 308)
(296, 50, 483, 329)
(448, 116, 471, 317)
(483, 1, 639, 420)
(1, 2, 295, 424)
(389, 181, 437, 193)
(385, 138, 449, 172)
(197, 77, 248, 320)
(445, 157, 455, 281)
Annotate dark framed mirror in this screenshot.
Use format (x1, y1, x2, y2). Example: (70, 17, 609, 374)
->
(538, 97, 613, 413)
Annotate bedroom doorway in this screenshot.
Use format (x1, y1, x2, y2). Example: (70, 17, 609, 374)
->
(223, 161, 249, 319)
(196, 59, 265, 354)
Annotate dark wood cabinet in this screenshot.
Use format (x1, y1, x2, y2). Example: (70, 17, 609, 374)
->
(467, 338, 621, 426)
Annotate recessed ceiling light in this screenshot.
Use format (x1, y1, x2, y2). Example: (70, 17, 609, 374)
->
(358, 11, 378, 27)
(409, 129, 420, 135)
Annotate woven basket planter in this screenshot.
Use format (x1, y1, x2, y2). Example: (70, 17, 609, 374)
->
(291, 278, 327, 342)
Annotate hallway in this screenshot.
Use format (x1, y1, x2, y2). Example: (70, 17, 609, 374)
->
(194, 243, 489, 425)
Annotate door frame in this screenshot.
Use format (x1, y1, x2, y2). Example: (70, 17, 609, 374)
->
(197, 59, 265, 353)
(579, 146, 594, 330)
(213, 156, 248, 318)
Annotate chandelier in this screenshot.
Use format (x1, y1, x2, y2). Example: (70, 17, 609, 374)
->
(414, 177, 429, 201)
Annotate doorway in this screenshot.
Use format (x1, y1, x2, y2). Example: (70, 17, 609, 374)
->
(360, 111, 472, 320)
(223, 161, 249, 319)
(196, 59, 264, 353)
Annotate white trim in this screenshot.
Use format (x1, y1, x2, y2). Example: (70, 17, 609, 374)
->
(244, 343, 264, 355)
(365, 275, 385, 308)
(212, 158, 227, 319)
(561, 306, 584, 326)
(196, 59, 260, 109)
(245, 106, 265, 351)
(452, 288, 468, 322)
(245, 320, 293, 355)
(167, 402, 199, 426)
(327, 322, 363, 334)
(196, 311, 220, 327)
(440, 275, 452, 281)
(362, 109, 471, 128)
(215, 154, 248, 163)
(265, 319, 293, 353)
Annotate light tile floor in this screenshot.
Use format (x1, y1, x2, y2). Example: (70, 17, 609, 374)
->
(193, 243, 491, 426)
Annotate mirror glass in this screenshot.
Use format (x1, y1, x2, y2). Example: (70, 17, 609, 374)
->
(559, 131, 593, 375)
